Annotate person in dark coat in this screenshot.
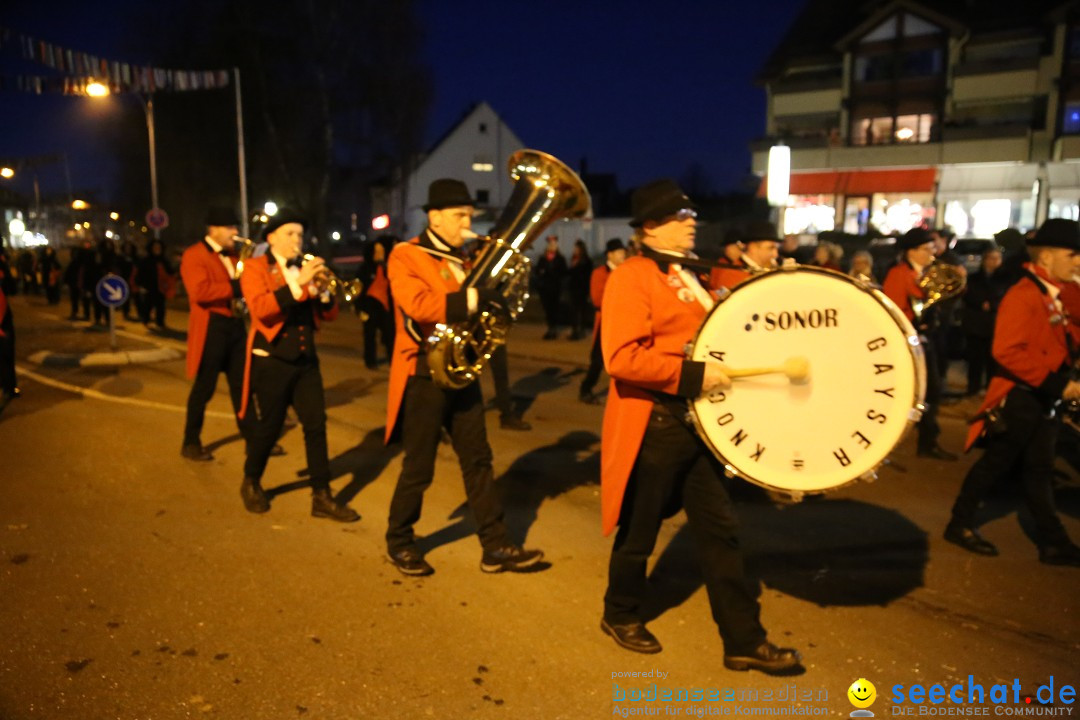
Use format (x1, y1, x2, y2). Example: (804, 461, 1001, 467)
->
(533, 235, 567, 340)
(566, 239, 593, 340)
(63, 242, 89, 319)
(135, 239, 174, 329)
(961, 245, 1006, 395)
(38, 246, 62, 305)
(358, 235, 396, 370)
(0, 261, 17, 414)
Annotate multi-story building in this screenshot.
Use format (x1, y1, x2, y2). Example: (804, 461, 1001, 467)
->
(754, 0, 1080, 238)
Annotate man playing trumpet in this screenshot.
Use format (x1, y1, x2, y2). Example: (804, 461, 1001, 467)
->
(180, 206, 276, 461)
(236, 209, 359, 522)
(598, 178, 801, 673)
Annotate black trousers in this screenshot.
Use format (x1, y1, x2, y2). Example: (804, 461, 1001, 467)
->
(244, 354, 331, 490)
(568, 293, 589, 336)
(138, 291, 166, 327)
(604, 407, 766, 652)
(0, 309, 15, 395)
(950, 388, 1069, 547)
(918, 338, 942, 451)
(540, 290, 560, 330)
(386, 373, 508, 553)
(67, 284, 80, 317)
(488, 344, 512, 417)
(580, 322, 604, 396)
(183, 316, 249, 446)
(360, 298, 394, 368)
(965, 334, 993, 395)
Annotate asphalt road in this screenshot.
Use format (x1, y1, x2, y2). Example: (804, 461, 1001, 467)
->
(1, 294, 1077, 719)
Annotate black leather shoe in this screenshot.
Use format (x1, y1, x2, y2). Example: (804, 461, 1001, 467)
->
(480, 544, 544, 573)
(917, 445, 958, 461)
(387, 548, 434, 576)
(1038, 541, 1080, 567)
(310, 489, 359, 523)
(723, 642, 802, 674)
(240, 476, 270, 514)
(499, 414, 532, 431)
(269, 443, 286, 457)
(181, 443, 214, 462)
(601, 619, 662, 654)
(943, 523, 998, 556)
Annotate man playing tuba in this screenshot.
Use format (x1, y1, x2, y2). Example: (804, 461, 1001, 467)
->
(383, 178, 544, 577)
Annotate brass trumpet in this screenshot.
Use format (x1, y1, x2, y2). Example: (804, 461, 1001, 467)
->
(302, 254, 364, 303)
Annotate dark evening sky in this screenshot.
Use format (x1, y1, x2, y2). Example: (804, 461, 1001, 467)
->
(1, 0, 807, 203)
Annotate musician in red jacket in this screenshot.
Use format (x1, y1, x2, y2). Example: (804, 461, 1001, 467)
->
(384, 179, 543, 577)
(236, 210, 358, 523)
(946, 219, 1080, 566)
(0, 262, 17, 414)
(579, 238, 626, 404)
(882, 227, 957, 461)
(709, 221, 779, 291)
(599, 178, 800, 673)
(179, 207, 265, 461)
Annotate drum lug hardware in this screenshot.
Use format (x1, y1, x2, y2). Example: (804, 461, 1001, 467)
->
(787, 490, 804, 503)
(723, 464, 739, 479)
(909, 404, 925, 422)
(860, 470, 877, 483)
(714, 286, 731, 300)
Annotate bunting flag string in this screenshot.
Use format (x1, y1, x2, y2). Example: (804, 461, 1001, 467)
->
(0, 26, 231, 94)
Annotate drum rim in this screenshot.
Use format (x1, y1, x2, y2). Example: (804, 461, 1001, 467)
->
(687, 264, 928, 500)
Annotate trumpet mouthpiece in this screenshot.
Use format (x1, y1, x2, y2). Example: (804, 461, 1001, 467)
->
(460, 229, 480, 240)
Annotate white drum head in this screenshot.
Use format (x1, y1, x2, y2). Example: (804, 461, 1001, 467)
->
(689, 267, 926, 496)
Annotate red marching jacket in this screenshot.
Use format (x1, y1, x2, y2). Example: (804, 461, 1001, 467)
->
(709, 260, 750, 292)
(384, 235, 472, 443)
(882, 260, 922, 323)
(600, 254, 709, 536)
(180, 241, 237, 379)
(964, 266, 1080, 450)
(589, 264, 611, 342)
(237, 254, 338, 419)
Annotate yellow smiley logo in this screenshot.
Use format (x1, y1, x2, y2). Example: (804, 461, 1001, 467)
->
(848, 678, 877, 709)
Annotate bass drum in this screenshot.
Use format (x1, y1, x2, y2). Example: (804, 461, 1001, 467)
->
(688, 266, 927, 499)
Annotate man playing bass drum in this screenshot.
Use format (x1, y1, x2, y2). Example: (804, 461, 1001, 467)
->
(598, 178, 801, 673)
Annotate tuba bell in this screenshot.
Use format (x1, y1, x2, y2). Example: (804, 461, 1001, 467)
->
(910, 261, 966, 321)
(427, 149, 591, 389)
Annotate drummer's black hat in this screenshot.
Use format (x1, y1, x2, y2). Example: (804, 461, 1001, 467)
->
(1030, 218, 1080, 251)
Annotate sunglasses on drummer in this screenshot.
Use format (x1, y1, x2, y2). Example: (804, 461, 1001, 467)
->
(672, 208, 697, 221)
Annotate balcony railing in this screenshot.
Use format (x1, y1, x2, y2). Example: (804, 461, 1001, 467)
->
(953, 55, 1041, 77)
(940, 123, 1032, 141)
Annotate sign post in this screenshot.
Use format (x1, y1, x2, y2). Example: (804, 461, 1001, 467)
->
(95, 274, 130, 351)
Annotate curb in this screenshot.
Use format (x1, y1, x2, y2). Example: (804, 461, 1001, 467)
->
(28, 346, 183, 368)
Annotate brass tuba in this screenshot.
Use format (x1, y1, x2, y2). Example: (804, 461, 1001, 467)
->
(910, 261, 966, 321)
(427, 149, 591, 389)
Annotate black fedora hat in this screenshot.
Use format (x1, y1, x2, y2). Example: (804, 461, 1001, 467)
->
(605, 238, 626, 254)
(898, 227, 934, 251)
(1030, 218, 1080, 251)
(630, 179, 697, 228)
(744, 221, 779, 243)
(424, 179, 476, 211)
(205, 206, 240, 227)
(261, 208, 308, 239)
(720, 228, 745, 247)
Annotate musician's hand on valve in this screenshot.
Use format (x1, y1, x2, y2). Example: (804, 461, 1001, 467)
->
(1063, 380, 1080, 402)
(297, 257, 325, 286)
(701, 362, 732, 395)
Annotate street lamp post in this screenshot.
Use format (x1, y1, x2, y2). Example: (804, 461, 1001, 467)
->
(142, 94, 160, 240)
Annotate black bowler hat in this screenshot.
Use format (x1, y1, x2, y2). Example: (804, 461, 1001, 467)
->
(898, 227, 934, 251)
(744, 220, 779, 243)
(261, 208, 308, 239)
(629, 178, 697, 227)
(605, 238, 626, 254)
(720, 228, 744, 247)
(423, 179, 476, 211)
(1031, 218, 1080, 251)
(204, 206, 240, 227)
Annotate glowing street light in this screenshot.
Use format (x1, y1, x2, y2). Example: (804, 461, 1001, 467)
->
(263, 201, 279, 216)
(331, 231, 341, 241)
(85, 81, 110, 97)
(109, 211, 120, 221)
(0, 167, 14, 179)
(82, 221, 90, 228)
(9, 218, 25, 237)
(766, 144, 791, 207)
(372, 214, 390, 231)
(72, 199, 89, 210)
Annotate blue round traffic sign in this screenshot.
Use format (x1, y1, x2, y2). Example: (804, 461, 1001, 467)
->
(96, 274, 130, 308)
